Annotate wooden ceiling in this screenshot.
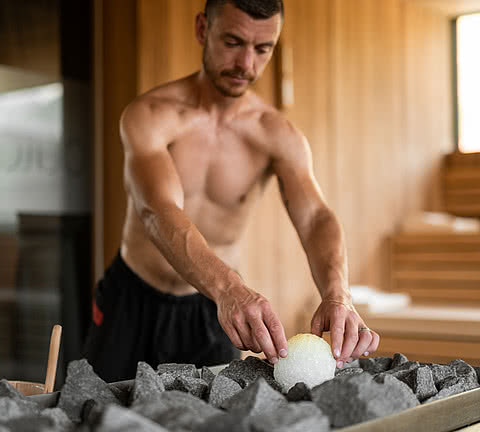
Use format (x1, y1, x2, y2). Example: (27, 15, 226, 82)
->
(404, 0, 480, 17)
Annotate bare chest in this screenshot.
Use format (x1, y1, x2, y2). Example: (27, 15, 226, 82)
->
(169, 127, 271, 209)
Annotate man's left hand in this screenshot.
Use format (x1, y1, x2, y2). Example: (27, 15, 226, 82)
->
(310, 299, 380, 368)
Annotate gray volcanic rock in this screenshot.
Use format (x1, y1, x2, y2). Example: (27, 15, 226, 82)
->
(40, 408, 75, 431)
(221, 378, 287, 417)
(286, 382, 312, 402)
(402, 366, 438, 402)
(474, 366, 480, 385)
(201, 367, 216, 387)
(218, 357, 281, 391)
(429, 364, 457, 388)
(156, 363, 199, 379)
(157, 364, 201, 392)
(390, 353, 409, 369)
(196, 412, 251, 432)
(359, 357, 392, 374)
(57, 359, 120, 423)
(448, 360, 478, 387)
(0, 380, 39, 417)
(250, 401, 330, 432)
(208, 375, 242, 408)
(335, 367, 364, 378)
(130, 362, 165, 406)
(133, 390, 221, 430)
(0, 398, 29, 422)
(385, 361, 420, 381)
(424, 376, 479, 403)
(0, 416, 55, 432)
(312, 372, 418, 428)
(171, 376, 209, 400)
(96, 405, 169, 432)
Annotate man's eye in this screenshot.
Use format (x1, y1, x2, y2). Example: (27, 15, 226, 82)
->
(225, 42, 239, 47)
(256, 48, 270, 55)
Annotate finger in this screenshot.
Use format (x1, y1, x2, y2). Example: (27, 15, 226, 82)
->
(247, 323, 263, 353)
(350, 327, 373, 359)
(250, 318, 279, 364)
(330, 311, 346, 361)
(311, 311, 325, 338)
(225, 324, 246, 351)
(263, 308, 288, 359)
(339, 319, 359, 362)
(234, 319, 256, 352)
(364, 330, 380, 355)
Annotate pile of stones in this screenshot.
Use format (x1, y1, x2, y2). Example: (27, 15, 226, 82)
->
(0, 354, 479, 431)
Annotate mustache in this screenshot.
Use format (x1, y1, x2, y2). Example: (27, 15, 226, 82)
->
(221, 70, 254, 81)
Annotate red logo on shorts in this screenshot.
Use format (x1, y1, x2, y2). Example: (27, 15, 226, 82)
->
(92, 300, 104, 326)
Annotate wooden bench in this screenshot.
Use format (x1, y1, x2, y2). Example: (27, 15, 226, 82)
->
(444, 152, 480, 217)
(390, 233, 480, 306)
(362, 304, 480, 366)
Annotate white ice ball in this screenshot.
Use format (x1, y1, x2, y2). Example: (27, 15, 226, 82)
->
(273, 333, 336, 392)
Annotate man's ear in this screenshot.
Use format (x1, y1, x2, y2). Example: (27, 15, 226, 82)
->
(195, 12, 208, 45)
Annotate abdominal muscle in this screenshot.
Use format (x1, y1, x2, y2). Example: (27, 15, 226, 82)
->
(119, 198, 248, 297)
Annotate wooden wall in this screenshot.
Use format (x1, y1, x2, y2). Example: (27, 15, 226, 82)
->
(99, 0, 454, 338)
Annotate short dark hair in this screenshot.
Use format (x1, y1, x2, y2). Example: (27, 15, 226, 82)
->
(205, 0, 284, 24)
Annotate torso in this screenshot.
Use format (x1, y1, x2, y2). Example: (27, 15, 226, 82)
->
(120, 73, 280, 295)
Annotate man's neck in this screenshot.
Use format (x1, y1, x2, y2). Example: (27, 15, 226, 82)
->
(195, 70, 249, 117)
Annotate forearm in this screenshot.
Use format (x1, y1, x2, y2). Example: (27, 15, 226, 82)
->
(303, 209, 351, 303)
(141, 204, 242, 301)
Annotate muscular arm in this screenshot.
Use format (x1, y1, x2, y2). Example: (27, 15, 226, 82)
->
(121, 101, 236, 301)
(120, 100, 288, 363)
(271, 120, 379, 365)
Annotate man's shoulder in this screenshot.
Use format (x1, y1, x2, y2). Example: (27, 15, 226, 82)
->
(126, 79, 196, 122)
(252, 105, 308, 156)
(121, 77, 199, 142)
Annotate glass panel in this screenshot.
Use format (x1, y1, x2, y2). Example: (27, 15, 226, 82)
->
(0, 1, 93, 388)
(457, 13, 480, 153)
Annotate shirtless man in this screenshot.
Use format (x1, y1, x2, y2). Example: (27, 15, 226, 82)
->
(84, 0, 379, 383)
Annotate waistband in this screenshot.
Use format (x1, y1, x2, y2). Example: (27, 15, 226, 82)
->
(108, 250, 210, 305)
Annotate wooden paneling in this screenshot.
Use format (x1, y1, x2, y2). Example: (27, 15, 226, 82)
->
(100, 0, 456, 339)
(0, 0, 60, 78)
(403, 0, 480, 17)
(101, 0, 137, 266)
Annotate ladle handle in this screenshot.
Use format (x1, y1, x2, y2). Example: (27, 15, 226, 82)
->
(44, 324, 62, 393)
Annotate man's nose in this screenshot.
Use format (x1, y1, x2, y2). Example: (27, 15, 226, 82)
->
(235, 47, 255, 74)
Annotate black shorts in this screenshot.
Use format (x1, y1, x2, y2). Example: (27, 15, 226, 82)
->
(83, 251, 240, 383)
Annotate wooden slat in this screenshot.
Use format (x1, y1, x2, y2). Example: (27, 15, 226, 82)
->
(390, 288, 480, 305)
(395, 252, 480, 262)
(393, 260, 480, 272)
(393, 234, 480, 243)
(394, 270, 480, 281)
(377, 336, 480, 365)
(443, 152, 480, 217)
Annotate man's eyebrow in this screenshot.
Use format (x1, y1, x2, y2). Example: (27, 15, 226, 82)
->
(223, 32, 275, 47)
(223, 32, 245, 42)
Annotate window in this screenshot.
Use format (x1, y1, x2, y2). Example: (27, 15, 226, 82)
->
(456, 13, 480, 153)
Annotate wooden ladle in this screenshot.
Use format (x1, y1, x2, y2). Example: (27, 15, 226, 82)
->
(44, 324, 62, 393)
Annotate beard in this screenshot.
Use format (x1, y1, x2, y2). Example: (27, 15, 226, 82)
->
(202, 40, 255, 98)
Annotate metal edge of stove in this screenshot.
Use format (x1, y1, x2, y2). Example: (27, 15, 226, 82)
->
(338, 387, 480, 432)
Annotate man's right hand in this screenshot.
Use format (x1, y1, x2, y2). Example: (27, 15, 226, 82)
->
(215, 284, 288, 364)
